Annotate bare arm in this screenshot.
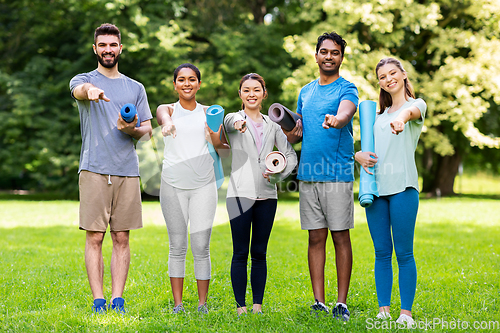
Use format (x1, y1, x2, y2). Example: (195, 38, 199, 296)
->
(206, 124, 230, 158)
(72, 83, 110, 102)
(156, 104, 176, 138)
(390, 106, 422, 135)
(322, 100, 357, 129)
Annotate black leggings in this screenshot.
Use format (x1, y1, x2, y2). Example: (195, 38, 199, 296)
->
(227, 197, 277, 308)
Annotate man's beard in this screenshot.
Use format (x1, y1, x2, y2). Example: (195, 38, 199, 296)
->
(97, 52, 120, 68)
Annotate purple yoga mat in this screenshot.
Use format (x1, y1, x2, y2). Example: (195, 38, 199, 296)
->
(268, 103, 302, 131)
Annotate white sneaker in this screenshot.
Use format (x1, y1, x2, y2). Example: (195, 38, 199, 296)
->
(396, 314, 415, 327)
(310, 299, 329, 314)
(376, 311, 391, 320)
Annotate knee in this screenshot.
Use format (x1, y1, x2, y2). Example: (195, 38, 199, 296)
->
(168, 232, 188, 251)
(374, 247, 393, 261)
(191, 241, 210, 260)
(232, 248, 249, 264)
(250, 249, 266, 262)
(395, 251, 415, 265)
(170, 243, 188, 258)
(308, 230, 327, 248)
(111, 231, 129, 249)
(331, 230, 351, 247)
(86, 231, 105, 249)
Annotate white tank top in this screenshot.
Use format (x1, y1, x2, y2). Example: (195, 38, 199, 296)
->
(162, 101, 214, 189)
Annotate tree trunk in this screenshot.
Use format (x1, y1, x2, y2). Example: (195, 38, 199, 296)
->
(423, 151, 462, 196)
(249, 0, 267, 24)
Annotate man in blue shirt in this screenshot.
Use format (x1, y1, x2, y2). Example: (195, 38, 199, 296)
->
(285, 32, 358, 321)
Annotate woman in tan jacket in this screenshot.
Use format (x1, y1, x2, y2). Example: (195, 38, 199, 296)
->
(223, 73, 297, 316)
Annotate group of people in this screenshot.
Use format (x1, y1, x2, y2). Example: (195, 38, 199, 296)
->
(70, 23, 426, 326)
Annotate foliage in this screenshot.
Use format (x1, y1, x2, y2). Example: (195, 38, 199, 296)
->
(0, 0, 499, 195)
(281, 0, 500, 194)
(0, 0, 302, 194)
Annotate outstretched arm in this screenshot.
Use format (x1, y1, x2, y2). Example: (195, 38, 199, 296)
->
(224, 112, 245, 133)
(322, 100, 357, 129)
(157, 104, 177, 138)
(390, 106, 422, 135)
(73, 83, 110, 102)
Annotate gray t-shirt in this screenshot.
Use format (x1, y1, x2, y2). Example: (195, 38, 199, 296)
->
(70, 70, 152, 176)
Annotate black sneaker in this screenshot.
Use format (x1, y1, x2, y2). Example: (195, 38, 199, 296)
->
(311, 299, 329, 316)
(332, 303, 350, 321)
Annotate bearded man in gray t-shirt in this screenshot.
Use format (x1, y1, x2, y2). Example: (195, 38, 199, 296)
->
(70, 23, 152, 314)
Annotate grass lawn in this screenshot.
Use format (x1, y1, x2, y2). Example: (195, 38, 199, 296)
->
(0, 174, 499, 332)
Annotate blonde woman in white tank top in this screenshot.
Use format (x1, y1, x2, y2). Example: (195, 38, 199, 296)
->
(156, 64, 229, 314)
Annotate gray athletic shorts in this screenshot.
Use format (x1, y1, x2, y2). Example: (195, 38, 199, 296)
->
(299, 181, 354, 231)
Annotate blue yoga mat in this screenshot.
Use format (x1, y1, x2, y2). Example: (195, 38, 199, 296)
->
(120, 103, 140, 126)
(206, 105, 225, 189)
(358, 100, 379, 207)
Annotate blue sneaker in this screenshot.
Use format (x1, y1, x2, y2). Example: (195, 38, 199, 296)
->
(92, 298, 107, 314)
(332, 303, 350, 321)
(110, 297, 126, 314)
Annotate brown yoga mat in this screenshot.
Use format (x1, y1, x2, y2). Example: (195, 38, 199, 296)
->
(268, 103, 302, 131)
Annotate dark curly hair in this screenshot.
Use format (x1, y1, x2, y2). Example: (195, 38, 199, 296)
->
(316, 32, 347, 57)
(94, 23, 121, 44)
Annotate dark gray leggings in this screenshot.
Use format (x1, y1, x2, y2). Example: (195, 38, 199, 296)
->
(227, 197, 277, 307)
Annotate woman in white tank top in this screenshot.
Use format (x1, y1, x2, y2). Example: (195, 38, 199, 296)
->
(156, 63, 228, 314)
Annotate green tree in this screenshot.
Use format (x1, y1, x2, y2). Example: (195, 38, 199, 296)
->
(0, 0, 188, 194)
(0, 0, 304, 195)
(281, 0, 500, 196)
(3, 0, 498, 196)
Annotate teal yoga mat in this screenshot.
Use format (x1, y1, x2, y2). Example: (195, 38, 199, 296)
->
(121, 103, 140, 126)
(358, 100, 379, 207)
(206, 105, 225, 189)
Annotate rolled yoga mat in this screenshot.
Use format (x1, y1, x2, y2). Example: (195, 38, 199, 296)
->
(120, 103, 140, 126)
(206, 105, 225, 189)
(358, 100, 379, 207)
(268, 103, 302, 131)
(265, 151, 287, 174)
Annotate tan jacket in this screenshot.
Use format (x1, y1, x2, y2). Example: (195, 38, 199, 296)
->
(224, 110, 297, 199)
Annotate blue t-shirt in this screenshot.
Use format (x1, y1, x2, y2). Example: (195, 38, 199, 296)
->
(70, 70, 153, 177)
(297, 77, 358, 182)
